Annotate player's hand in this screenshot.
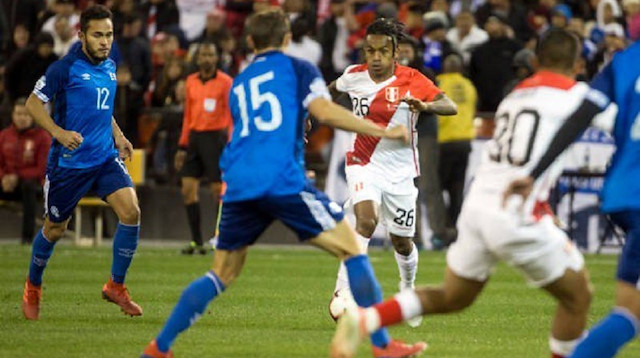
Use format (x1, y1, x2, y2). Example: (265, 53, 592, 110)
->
(401, 96, 428, 113)
(54, 129, 83, 151)
(115, 134, 134, 161)
(384, 125, 410, 144)
(502, 176, 534, 208)
(1, 174, 18, 192)
(174, 150, 186, 172)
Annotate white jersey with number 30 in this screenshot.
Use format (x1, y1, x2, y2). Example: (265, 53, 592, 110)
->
(469, 71, 590, 218)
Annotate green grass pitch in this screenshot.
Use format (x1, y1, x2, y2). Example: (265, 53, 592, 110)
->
(1, 243, 639, 358)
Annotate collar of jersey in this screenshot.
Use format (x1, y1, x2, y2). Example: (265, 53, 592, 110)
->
(254, 50, 282, 61)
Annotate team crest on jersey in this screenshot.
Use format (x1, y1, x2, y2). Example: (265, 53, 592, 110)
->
(385, 87, 399, 103)
(109, 72, 117, 81)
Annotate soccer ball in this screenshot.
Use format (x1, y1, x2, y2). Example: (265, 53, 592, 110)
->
(329, 288, 358, 322)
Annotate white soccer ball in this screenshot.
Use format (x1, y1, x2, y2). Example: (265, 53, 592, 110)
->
(329, 288, 358, 322)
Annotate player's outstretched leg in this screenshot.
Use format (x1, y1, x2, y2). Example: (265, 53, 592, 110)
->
(391, 235, 420, 328)
(103, 187, 142, 316)
(22, 226, 60, 320)
(102, 221, 142, 316)
(141, 270, 225, 358)
(331, 266, 484, 357)
(542, 268, 592, 358)
(569, 211, 640, 358)
(22, 214, 77, 320)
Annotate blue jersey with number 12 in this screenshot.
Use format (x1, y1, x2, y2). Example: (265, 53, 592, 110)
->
(221, 51, 330, 202)
(586, 41, 640, 212)
(33, 45, 118, 170)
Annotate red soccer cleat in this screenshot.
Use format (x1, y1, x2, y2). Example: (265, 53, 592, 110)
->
(371, 340, 428, 358)
(141, 340, 173, 358)
(22, 278, 41, 320)
(101, 278, 142, 316)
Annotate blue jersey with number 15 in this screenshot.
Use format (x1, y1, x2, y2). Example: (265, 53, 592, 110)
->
(221, 51, 330, 202)
(33, 45, 118, 170)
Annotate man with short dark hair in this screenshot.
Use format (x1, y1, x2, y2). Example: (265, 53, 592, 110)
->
(0, 98, 50, 244)
(21, 5, 143, 321)
(142, 10, 425, 358)
(332, 29, 593, 358)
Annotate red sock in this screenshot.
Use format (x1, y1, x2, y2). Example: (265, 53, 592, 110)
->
(373, 298, 403, 327)
(551, 353, 565, 358)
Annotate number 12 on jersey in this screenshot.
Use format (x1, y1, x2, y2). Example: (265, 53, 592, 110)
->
(233, 71, 283, 137)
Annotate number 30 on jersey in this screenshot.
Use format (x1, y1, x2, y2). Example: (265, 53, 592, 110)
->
(233, 71, 283, 137)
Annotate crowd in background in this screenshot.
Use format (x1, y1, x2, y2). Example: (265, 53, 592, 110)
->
(0, 0, 639, 188)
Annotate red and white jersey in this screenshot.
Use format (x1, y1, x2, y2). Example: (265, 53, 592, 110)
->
(336, 63, 442, 182)
(469, 71, 590, 218)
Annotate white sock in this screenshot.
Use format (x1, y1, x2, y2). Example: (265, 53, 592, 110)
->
(549, 335, 584, 357)
(394, 241, 418, 287)
(334, 234, 371, 293)
(395, 289, 423, 320)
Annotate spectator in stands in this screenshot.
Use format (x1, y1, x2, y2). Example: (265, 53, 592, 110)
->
(436, 54, 477, 245)
(52, 16, 77, 57)
(475, 0, 533, 44)
(140, 0, 180, 40)
(588, 22, 627, 77)
(177, 0, 225, 43)
(112, 0, 137, 36)
(5, 32, 57, 103)
(446, 10, 489, 65)
(589, 0, 622, 45)
(41, 0, 80, 36)
(551, 3, 572, 29)
(503, 48, 535, 95)
(152, 57, 186, 107)
(5, 24, 31, 60)
(624, 0, 640, 19)
(568, 17, 598, 62)
(0, 98, 50, 244)
(397, 35, 452, 249)
(285, 17, 322, 66)
(117, 14, 152, 146)
(283, 0, 315, 25)
(175, 42, 232, 255)
(404, 2, 425, 40)
(2, 0, 44, 38)
(469, 13, 521, 112)
(318, 0, 356, 82)
(422, 12, 455, 74)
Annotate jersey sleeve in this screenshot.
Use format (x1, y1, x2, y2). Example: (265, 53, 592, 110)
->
(33, 60, 69, 103)
(335, 64, 360, 93)
(412, 70, 442, 102)
(585, 61, 614, 110)
(290, 57, 331, 109)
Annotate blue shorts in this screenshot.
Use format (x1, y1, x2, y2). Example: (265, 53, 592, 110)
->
(217, 184, 345, 250)
(44, 157, 133, 223)
(610, 210, 640, 287)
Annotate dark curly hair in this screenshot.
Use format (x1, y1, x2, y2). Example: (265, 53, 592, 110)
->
(365, 18, 407, 54)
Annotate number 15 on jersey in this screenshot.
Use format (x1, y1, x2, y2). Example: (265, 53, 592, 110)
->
(233, 71, 283, 137)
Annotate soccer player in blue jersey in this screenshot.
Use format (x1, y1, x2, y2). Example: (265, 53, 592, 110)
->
(21, 5, 143, 320)
(504, 41, 640, 358)
(141, 10, 426, 358)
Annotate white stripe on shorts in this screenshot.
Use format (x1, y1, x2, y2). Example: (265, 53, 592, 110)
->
(300, 191, 336, 231)
(43, 175, 50, 216)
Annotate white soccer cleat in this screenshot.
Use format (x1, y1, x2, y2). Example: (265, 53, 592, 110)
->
(399, 281, 422, 328)
(330, 307, 365, 358)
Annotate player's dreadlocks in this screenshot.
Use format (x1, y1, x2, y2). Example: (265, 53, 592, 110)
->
(365, 18, 407, 54)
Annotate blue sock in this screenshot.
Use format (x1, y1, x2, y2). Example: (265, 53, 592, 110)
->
(344, 254, 391, 348)
(156, 271, 225, 352)
(111, 222, 139, 284)
(569, 308, 639, 358)
(28, 230, 56, 286)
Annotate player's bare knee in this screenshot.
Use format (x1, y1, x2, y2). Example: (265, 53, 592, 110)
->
(355, 218, 377, 238)
(43, 222, 67, 242)
(119, 205, 141, 225)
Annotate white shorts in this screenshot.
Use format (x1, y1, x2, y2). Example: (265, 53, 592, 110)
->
(447, 195, 584, 288)
(345, 165, 417, 237)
